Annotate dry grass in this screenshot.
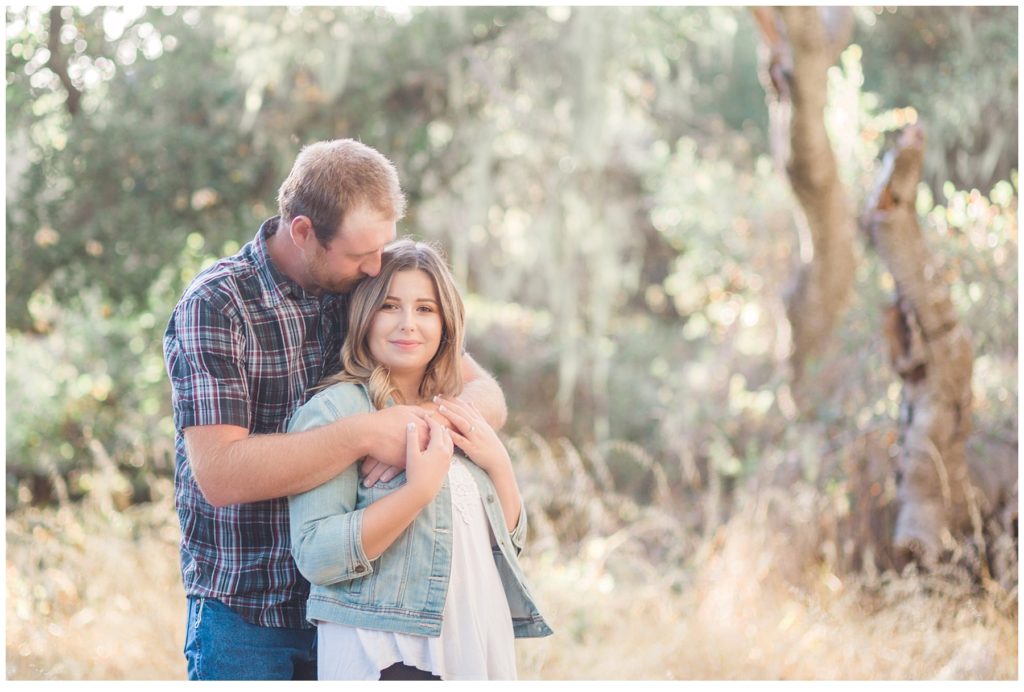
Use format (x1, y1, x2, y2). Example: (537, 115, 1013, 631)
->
(517, 528, 1017, 680)
(6, 479, 185, 680)
(5, 456, 1018, 681)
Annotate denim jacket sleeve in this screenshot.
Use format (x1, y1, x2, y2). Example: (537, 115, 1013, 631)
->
(287, 384, 375, 586)
(509, 500, 528, 556)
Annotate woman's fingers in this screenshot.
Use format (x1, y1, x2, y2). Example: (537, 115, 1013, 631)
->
(406, 421, 419, 456)
(435, 403, 470, 434)
(434, 396, 481, 435)
(449, 429, 468, 449)
(425, 415, 454, 456)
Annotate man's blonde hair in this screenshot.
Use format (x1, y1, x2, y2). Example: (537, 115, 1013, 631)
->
(277, 139, 407, 246)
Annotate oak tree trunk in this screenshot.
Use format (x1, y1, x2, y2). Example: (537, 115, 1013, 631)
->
(754, 7, 857, 384)
(861, 125, 975, 566)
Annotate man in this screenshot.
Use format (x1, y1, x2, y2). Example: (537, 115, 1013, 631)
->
(163, 139, 506, 680)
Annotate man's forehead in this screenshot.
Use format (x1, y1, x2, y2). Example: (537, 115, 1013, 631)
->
(335, 211, 396, 253)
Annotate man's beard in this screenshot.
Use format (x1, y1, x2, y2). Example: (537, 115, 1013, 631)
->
(307, 251, 360, 295)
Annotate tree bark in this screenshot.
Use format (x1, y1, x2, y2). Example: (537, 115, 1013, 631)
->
(48, 7, 82, 118)
(861, 124, 975, 566)
(754, 7, 857, 383)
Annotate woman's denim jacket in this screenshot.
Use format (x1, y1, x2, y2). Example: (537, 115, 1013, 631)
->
(287, 382, 552, 639)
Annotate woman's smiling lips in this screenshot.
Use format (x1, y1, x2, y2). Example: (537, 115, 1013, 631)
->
(389, 339, 422, 349)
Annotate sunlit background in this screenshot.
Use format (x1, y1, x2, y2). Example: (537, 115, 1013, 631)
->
(6, 5, 1018, 680)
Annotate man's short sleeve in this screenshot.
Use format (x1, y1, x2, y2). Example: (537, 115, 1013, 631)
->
(166, 297, 251, 430)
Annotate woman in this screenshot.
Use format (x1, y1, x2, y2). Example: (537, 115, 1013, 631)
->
(287, 239, 552, 681)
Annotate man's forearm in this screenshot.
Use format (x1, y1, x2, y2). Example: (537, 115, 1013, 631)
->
(185, 415, 374, 507)
(460, 354, 508, 430)
(487, 462, 522, 531)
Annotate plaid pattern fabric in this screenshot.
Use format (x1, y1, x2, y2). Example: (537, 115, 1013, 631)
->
(163, 217, 346, 628)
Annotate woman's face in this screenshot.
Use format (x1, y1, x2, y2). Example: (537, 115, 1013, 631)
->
(368, 269, 443, 382)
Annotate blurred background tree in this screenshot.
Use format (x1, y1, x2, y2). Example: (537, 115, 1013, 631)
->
(6, 3, 1016, 546)
(6, 5, 1018, 681)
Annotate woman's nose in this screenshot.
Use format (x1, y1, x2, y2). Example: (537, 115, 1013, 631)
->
(398, 309, 416, 332)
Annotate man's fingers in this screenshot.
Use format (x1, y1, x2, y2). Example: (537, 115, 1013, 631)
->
(362, 461, 385, 488)
(416, 400, 453, 429)
(406, 406, 431, 421)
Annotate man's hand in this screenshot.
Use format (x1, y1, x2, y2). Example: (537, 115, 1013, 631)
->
(360, 457, 397, 487)
(417, 399, 454, 429)
(360, 400, 457, 487)
(357, 405, 429, 487)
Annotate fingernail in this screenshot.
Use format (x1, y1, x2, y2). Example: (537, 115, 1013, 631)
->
(438, 405, 447, 413)
(407, 423, 415, 431)
(433, 395, 440, 402)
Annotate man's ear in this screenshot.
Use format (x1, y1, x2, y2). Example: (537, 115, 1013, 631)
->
(288, 215, 317, 248)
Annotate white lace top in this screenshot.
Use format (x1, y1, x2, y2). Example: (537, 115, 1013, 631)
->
(316, 458, 517, 680)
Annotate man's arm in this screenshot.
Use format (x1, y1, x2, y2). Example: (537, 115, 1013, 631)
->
(458, 352, 507, 431)
(185, 405, 427, 507)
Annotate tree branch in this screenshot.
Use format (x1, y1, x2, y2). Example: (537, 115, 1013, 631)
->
(47, 6, 82, 117)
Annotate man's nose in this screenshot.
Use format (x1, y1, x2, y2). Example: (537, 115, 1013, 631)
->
(362, 251, 382, 277)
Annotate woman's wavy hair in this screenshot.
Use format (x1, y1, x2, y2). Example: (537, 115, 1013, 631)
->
(320, 239, 464, 409)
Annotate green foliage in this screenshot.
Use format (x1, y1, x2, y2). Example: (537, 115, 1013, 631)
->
(5, 238, 220, 506)
(6, 291, 172, 505)
(857, 6, 1018, 193)
(4, 7, 1018, 514)
(6, 7, 276, 331)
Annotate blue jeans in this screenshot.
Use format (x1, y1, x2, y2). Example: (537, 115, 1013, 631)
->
(184, 597, 317, 680)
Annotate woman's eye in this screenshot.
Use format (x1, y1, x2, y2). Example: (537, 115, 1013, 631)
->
(417, 305, 435, 313)
(380, 302, 398, 311)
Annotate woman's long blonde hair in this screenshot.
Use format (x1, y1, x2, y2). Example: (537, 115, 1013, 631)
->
(320, 239, 464, 409)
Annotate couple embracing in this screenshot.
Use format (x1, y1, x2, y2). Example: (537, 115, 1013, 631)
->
(163, 139, 552, 681)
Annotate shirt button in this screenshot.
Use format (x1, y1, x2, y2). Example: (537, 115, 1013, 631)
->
(354, 565, 365, 573)
(486, 494, 495, 503)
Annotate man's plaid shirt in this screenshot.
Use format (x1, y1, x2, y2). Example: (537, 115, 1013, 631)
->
(163, 217, 347, 628)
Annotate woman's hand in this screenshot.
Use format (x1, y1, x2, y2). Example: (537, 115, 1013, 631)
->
(434, 396, 511, 475)
(435, 395, 521, 531)
(404, 414, 454, 505)
(359, 405, 431, 487)
(358, 415, 453, 561)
